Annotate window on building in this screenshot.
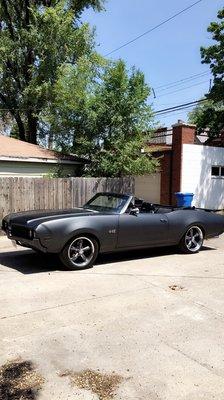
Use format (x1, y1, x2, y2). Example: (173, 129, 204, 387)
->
(211, 166, 224, 178)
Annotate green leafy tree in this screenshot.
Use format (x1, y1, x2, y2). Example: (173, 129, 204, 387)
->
(0, 0, 103, 143)
(188, 99, 224, 136)
(39, 52, 104, 150)
(49, 59, 158, 177)
(189, 8, 224, 135)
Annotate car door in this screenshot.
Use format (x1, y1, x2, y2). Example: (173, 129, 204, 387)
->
(117, 212, 169, 248)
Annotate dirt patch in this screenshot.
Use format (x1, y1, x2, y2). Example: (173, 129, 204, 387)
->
(60, 369, 124, 400)
(169, 284, 185, 291)
(0, 359, 44, 400)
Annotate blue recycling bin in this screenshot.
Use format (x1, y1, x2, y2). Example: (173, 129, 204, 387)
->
(175, 192, 194, 207)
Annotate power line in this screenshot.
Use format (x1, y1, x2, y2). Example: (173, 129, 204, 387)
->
(0, 99, 208, 116)
(105, 0, 203, 56)
(155, 99, 206, 115)
(156, 79, 210, 97)
(0, 108, 42, 112)
(154, 71, 210, 91)
(157, 109, 196, 119)
(156, 103, 201, 117)
(154, 96, 204, 107)
(154, 98, 207, 115)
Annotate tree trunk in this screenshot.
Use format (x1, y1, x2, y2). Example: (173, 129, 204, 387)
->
(48, 132, 54, 149)
(27, 112, 38, 144)
(15, 113, 26, 141)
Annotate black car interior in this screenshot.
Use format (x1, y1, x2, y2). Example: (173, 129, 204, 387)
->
(133, 198, 194, 214)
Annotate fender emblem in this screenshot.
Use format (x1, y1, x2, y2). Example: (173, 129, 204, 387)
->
(109, 229, 116, 234)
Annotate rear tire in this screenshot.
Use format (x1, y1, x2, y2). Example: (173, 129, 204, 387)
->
(179, 225, 204, 254)
(59, 235, 99, 270)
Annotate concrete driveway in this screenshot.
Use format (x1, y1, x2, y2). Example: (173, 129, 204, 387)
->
(0, 236, 224, 400)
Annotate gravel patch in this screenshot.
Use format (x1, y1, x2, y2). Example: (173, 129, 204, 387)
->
(0, 359, 44, 400)
(60, 369, 124, 400)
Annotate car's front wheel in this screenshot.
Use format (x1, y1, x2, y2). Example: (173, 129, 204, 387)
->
(179, 225, 204, 254)
(60, 236, 99, 270)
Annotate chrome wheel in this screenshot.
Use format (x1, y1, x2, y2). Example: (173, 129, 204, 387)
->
(68, 237, 95, 268)
(185, 226, 203, 252)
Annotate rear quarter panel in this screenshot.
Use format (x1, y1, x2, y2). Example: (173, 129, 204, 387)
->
(167, 210, 224, 243)
(36, 214, 119, 253)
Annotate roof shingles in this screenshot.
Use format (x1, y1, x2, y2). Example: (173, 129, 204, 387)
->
(0, 135, 87, 163)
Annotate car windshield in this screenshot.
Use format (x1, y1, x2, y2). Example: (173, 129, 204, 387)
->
(83, 193, 130, 213)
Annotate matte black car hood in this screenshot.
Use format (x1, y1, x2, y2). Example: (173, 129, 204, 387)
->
(4, 208, 98, 226)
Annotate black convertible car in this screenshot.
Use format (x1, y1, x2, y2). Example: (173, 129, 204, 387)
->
(2, 192, 224, 270)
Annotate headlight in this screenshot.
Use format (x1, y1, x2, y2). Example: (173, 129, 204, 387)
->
(2, 219, 7, 231)
(28, 229, 36, 239)
(2, 219, 8, 231)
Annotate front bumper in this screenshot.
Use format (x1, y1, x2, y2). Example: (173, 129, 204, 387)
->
(8, 235, 47, 253)
(2, 221, 47, 253)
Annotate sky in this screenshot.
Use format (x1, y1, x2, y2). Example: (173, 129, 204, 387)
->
(82, 0, 223, 127)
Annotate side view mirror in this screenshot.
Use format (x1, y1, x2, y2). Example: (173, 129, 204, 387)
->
(130, 207, 140, 216)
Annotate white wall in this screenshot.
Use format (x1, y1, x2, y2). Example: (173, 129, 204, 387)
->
(181, 144, 224, 209)
(135, 174, 161, 203)
(0, 161, 78, 177)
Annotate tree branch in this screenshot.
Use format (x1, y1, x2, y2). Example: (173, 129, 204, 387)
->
(5, 60, 22, 90)
(0, 92, 13, 111)
(1, 0, 15, 39)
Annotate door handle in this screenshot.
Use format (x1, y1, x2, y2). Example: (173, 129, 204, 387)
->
(160, 218, 167, 223)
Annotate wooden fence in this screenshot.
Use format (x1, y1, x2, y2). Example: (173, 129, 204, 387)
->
(0, 177, 135, 220)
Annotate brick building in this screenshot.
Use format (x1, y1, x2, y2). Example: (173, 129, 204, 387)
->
(145, 121, 224, 209)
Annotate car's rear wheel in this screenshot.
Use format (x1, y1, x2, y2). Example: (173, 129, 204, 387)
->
(179, 225, 204, 254)
(60, 236, 99, 270)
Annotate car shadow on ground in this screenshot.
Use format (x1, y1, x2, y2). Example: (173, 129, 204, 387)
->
(0, 244, 216, 275)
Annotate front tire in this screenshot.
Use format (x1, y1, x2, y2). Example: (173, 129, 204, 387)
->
(179, 225, 204, 254)
(60, 236, 99, 270)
